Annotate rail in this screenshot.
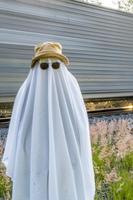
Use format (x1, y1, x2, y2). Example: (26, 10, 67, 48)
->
(0, 106, 133, 128)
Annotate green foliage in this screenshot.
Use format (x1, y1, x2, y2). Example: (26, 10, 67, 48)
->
(93, 144, 133, 200)
(118, 0, 133, 12)
(0, 164, 12, 199)
(111, 152, 133, 200)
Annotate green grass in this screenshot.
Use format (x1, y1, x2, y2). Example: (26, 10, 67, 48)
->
(93, 144, 133, 200)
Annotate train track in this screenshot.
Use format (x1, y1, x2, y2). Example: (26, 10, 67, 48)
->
(88, 106, 133, 117)
(0, 117, 10, 128)
(0, 106, 133, 128)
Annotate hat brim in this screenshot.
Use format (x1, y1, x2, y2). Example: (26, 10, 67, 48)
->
(31, 52, 69, 68)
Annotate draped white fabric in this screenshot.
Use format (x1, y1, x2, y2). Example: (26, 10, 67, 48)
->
(2, 59, 95, 200)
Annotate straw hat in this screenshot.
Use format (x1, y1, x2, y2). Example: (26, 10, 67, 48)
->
(31, 41, 69, 68)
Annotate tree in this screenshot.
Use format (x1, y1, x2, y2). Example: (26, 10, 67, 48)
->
(118, 0, 133, 12)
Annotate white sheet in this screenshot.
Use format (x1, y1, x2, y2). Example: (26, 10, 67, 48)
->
(2, 59, 95, 200)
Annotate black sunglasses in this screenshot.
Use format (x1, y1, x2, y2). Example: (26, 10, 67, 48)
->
(40, 61, 60, 70)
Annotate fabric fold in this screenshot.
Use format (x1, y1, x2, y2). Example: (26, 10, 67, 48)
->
(2, 59, 95, 200)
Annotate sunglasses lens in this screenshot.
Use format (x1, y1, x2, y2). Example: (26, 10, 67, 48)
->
(52, 62, 60, 69)
(40, 62, 49, 70)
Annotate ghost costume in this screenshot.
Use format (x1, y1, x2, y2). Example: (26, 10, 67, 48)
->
(2, 58, 95, 200)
